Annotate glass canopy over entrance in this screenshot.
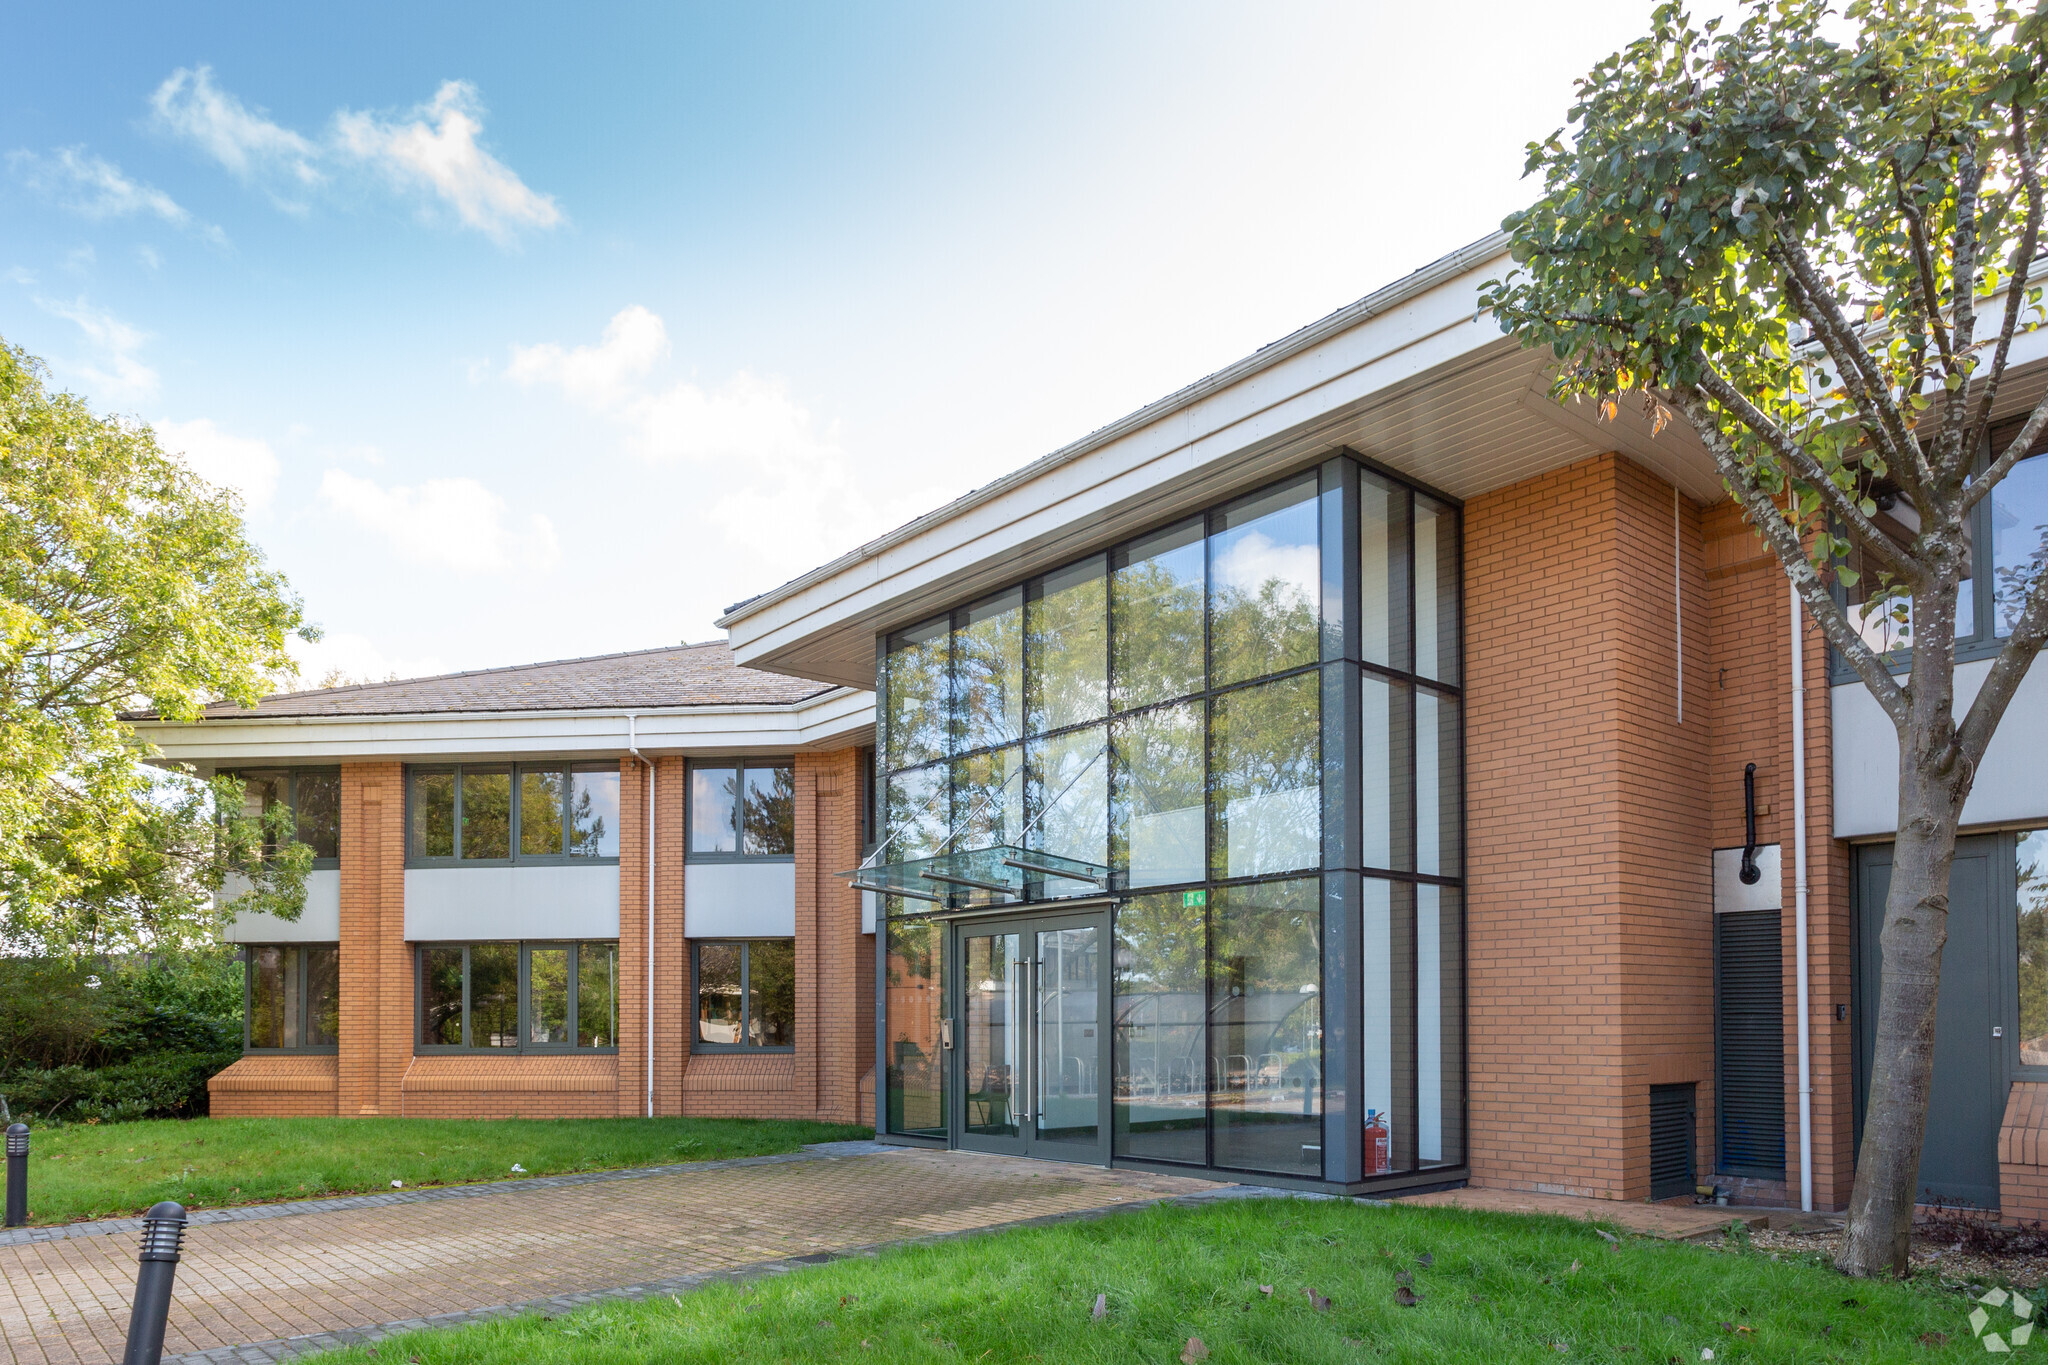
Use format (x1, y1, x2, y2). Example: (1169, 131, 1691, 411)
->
(864, 455, 1466, 1191)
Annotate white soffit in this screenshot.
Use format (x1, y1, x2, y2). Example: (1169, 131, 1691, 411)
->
(132, 688, 875, 772)
(720, 234, 1726, 688)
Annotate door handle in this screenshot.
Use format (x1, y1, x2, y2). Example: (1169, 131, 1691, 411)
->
(1994, 1026, 2006, 1039)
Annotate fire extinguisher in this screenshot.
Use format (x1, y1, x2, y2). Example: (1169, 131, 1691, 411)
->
(1365, 1109, 1391, 1175)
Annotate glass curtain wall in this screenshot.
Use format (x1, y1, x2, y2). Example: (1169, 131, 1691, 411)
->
(875, 457, 1462, 1185)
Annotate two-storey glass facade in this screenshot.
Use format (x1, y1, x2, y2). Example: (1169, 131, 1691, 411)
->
(873, 454, 1465, 1189)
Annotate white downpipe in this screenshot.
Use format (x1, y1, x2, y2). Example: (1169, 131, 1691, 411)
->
(1791, 582, 1813, 1212)
(629, 714, 655, 1120)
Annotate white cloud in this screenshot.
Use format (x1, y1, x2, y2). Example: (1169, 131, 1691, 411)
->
(319, 469, 560, 573)
(506, 304, 665, 408)
(137, 245, 163, 270)
(335, 82, 561, 241)
(155, 417, 279, 512)
(38, 296, 157, 402)
(4, 266, 33, 285)
(148, 67, 559, 241)
(150, 66, 320, 187)
(8, 147, 209, 233)
(286, 630, 445, 690)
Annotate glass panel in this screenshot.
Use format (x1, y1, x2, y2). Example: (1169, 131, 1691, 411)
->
(963, 932, 1023, 1138)
(1027, 555, 1108, 734)
(520, 770, 566, 858)
(955, 588, 1024, 753)
(1360, 673, 1412, 872)
(1037, 924, 1101, 1149)
(1843, 489, 1973, 652)
(690, 767, 738, 854)
(528, 948, 570, 1044)
(1415, 495, 1460, 684)
(953, 743, 1026, 853)
(2022, 831, 2048, 1066)
(1113, 893, 1207, 1163)
(248, 946, 288, 1049)
(570, 770, 620, 858)
(577, 941, 619, 1047)
(240, 771, 287, 859)
(421, 947, 464, 1046)
(293, 771, 341, 861)
(468, 943, 518, 1047)
(461, 769, 512, 861)
(412, 771, 455, 859)
(884, 616, 951, 771)
(1111, 701, 1205, 889)
(1209, 476, 1319, 688)
(743, 764, 796, 856)
(696, 944, 743, 1044)
(1417, 689, 1461, 878)
(1359, 470, 1409, 671)
(748, 940, 796, 1046)
(884, 763, 949, 865)
(1994, 453, 2048, 637)
(1419, 885, 1464, 1167)
(1209, 672, 1321, 880)
(304, 946, 340, 1047)
(885, 917, 947, 1137)
(1358, 879, 1395, 1174)
(1027, 725, 1108, 897)
(1209, 877, 1322, 1176)
(1111, 518, 1205, 711)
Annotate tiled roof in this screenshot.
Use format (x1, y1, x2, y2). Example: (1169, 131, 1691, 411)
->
(142, 642, 836, 721)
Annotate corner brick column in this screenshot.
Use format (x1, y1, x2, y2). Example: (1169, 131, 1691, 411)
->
(654, 756, 688, 1115)
(338, 762, 405, 1116)
(617, 756, 649, 1117)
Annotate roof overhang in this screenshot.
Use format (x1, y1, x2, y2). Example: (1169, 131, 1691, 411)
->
(720, 233, 1732, 689)
(132, 688, 875, 773)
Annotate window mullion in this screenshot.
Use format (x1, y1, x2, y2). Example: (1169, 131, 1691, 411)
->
(452, 766, 464, 861)
(460, 945, 472, 1049)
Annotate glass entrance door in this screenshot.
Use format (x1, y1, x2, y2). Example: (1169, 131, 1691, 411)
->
(952, 911, 1108, 1163)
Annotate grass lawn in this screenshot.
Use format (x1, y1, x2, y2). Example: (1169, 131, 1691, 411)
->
(305, 1199, 2002, 1364)
(20, 1115, 871, 1223)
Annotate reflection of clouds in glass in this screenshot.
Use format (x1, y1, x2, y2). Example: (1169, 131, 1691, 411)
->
(1994, 455, 2048, 637)
(1212, 529, 1317, 610)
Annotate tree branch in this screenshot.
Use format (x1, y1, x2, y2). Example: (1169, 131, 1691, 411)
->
(1964, 384, 2048, 516)
(1936, 138, 1985, 483)
(1674, 388, 1910, 724)
(1956, 553, 2048, 770)
(1892, 155, 1956, 373)
(1692, 356, 1915, 575)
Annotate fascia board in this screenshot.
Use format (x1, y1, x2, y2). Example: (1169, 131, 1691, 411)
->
(133, 689, 875, 769)
(727, 260, 1510, 676)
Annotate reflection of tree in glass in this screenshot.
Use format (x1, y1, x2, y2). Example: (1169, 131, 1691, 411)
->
(1110, 703, 1203, 878)
(1027, 566, 1107, 732)
(521, 770, 565, 856)
(1210, 674, 1321, 878)
(885, 625, 950, 771)
(953, 746, 1026, 850)
(423, 947, 463, 1046)
(568, 782, 609, 856)
(1112, 559, 1205, 709)
(1113, 894, 1206, 1101)
(462, 772, 512, 860)
(1997, 537, 2047, 636)
(886, 917, 945, 1135)
(744, 765, 796, 855)
(748, 941, 796, 1045)
(1210, 567, 1318, 687)
(954, 599, 1023, 751)
(2020, 834, 2048, 1064)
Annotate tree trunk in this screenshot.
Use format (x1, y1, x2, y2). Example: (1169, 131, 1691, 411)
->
(1835, 714, 1966, 1277)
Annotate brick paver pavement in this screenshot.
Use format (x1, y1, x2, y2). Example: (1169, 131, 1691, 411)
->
(0, 1147, 1218, 1365)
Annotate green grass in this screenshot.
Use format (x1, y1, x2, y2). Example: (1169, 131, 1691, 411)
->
(19, 1115, 871, 1223)
(306, 1200, 2002, 1364)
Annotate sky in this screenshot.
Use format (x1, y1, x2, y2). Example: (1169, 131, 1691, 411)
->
(2, 2, 1723, 687)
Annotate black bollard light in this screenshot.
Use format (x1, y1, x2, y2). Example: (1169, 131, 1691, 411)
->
(121, 1200, 187, 1365)
(3, 1123, 25, 1228)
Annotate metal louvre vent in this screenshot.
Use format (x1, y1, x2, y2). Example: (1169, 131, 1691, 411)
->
(1649, 1083, 1696, 1200)
(1716, 909, 1786, 1178)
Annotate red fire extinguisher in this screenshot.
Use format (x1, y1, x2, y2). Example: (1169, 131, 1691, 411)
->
(1365, 1110, 1391, 1175)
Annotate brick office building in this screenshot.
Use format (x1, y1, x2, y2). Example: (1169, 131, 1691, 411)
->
(141, 231, 2048, 1213)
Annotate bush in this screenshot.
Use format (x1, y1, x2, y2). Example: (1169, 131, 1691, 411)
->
(0, 950, 241, 1123)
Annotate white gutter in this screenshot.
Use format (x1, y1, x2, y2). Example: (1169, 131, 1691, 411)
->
(629, 714, 655, 1119)
(1791, 582, 1813, 1211)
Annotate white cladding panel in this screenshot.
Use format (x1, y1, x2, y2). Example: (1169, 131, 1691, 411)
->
(1712, 845, 1783, 914)
(684, 863, 797, 938)
(224, 869, 341, 943)
(405, 866, 621, 941)
(1833, 658, 2048, 838)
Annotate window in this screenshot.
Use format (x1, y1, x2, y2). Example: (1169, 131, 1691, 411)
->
(2020, 830, 2048, 1068)
(230, 769, 342, 866)
(687, 760, 795, 859)
(414, 941, 619, 1051)
(245, 945, 339, 1051)
(693, 940, 796, 1050)
(407, 764, 619, 864)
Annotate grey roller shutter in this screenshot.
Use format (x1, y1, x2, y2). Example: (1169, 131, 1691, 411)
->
(1649, 1082, 1696, 1200)
(1715, 909, 1786, 1178)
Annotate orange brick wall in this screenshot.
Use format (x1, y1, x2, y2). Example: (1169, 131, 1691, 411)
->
(215, 746, 876, 1127)
(1464, 452, 1713, 1201)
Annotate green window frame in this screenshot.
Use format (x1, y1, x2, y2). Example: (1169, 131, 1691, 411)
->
(691, 939, 797, 1052)
(684, 758, 797, 863)
(405, 763, 621, 866)
(413, 940, 621, 1053)
(243, 944, 340, 1053)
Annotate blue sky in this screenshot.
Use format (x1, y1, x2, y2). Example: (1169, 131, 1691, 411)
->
(3, 2, 1709, 685)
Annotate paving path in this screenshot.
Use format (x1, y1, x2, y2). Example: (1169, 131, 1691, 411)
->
(0, 1145, 1218, 1365)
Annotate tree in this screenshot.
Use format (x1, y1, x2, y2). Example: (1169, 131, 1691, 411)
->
(1483, 0, 2048, 1275)
(0, 337, 314, 955)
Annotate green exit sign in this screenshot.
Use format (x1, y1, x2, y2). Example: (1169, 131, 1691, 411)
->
(1181, 890, 1206, 908)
